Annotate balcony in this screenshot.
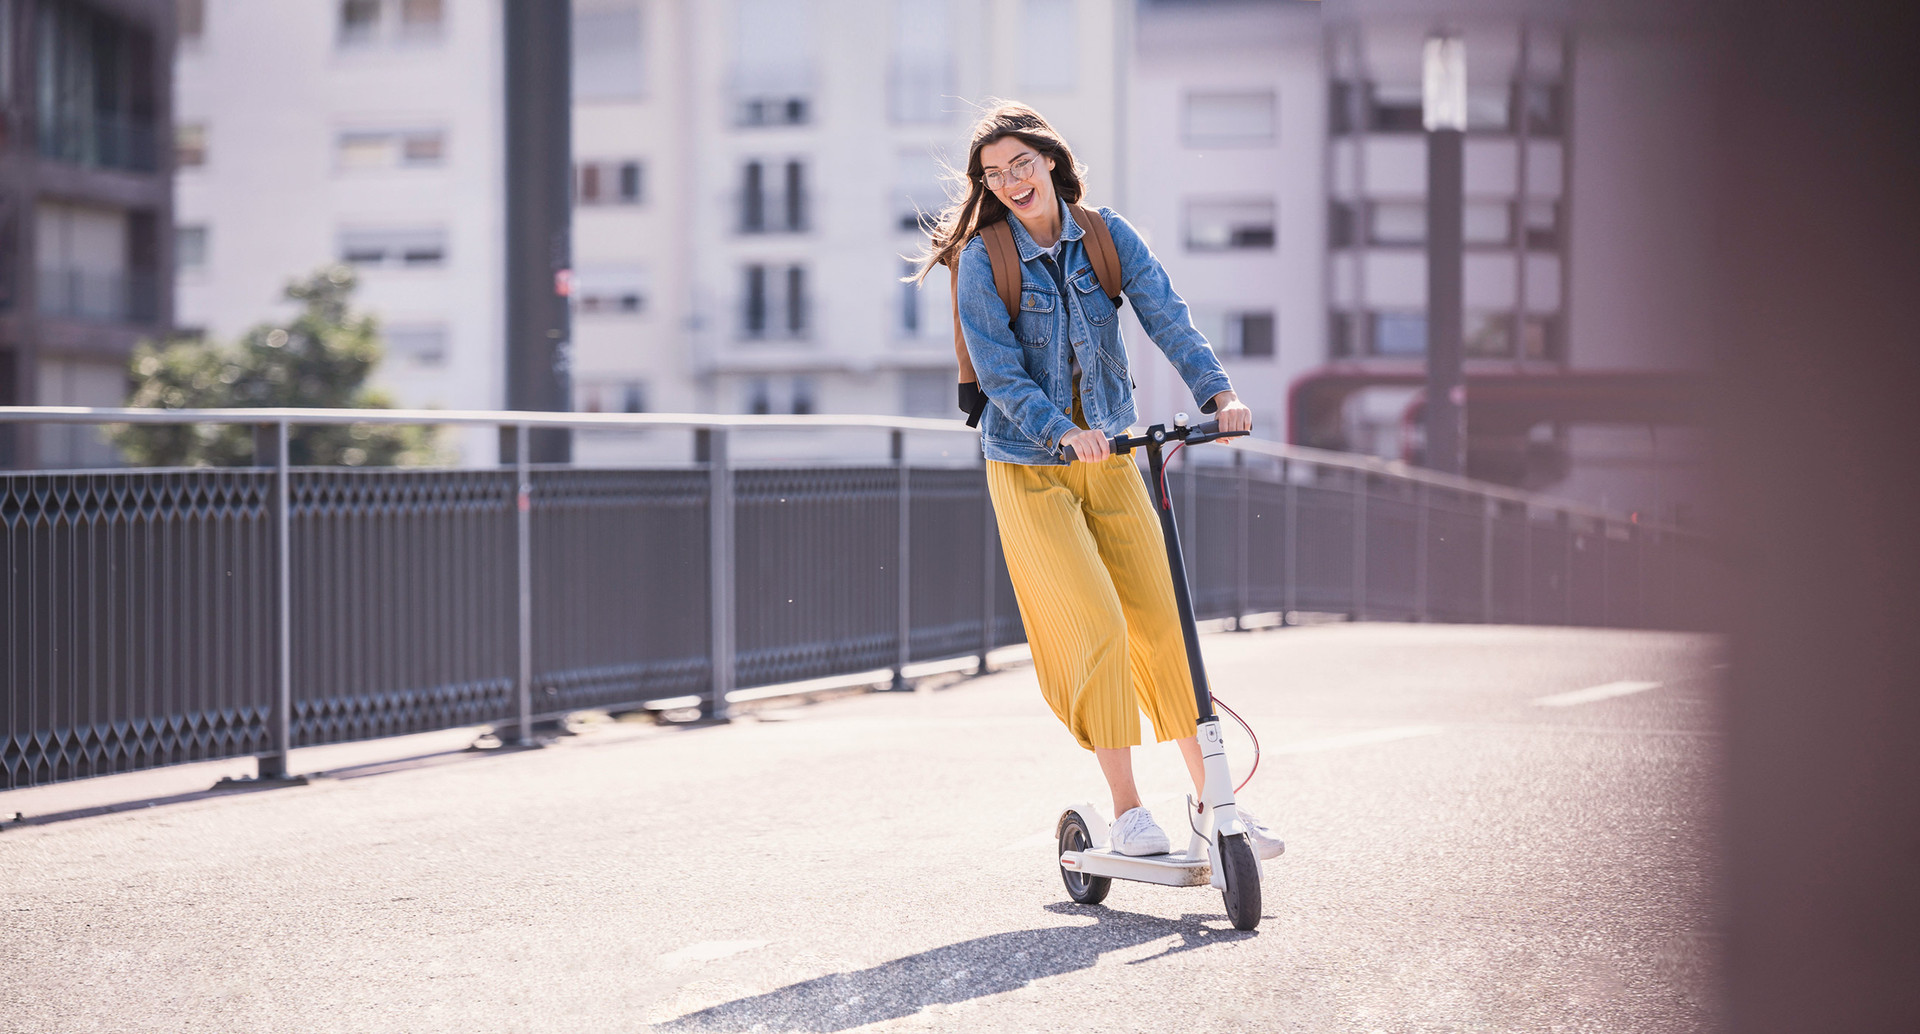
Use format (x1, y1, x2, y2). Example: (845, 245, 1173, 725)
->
(38, 268, 161, 323)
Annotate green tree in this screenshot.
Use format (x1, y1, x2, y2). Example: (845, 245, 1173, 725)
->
(113, 266, 441, 467)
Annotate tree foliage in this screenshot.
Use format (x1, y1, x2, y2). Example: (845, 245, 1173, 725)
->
(113, 266, 442, 467)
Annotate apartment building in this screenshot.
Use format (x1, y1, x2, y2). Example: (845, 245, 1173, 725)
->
(0, 0, 174, 468)
(1126, 0, 1323, 438)
(569, 0, 1128, 455)
(172, 0, 505, 460)
(1307, 0, 1712, 518)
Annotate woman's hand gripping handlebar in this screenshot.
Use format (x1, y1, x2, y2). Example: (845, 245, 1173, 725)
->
(1059, 416, 1250, 462)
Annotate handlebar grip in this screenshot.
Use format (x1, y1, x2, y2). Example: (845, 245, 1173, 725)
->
(1059, 433, 1127, 463)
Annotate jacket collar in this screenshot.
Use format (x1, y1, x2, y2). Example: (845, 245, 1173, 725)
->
(1006, 200, 1085, 262)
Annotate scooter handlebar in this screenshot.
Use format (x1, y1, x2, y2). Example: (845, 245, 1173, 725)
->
(1058, 419, 1248, 462)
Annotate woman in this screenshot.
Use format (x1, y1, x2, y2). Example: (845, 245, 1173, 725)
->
(915, 103, 1283, 860)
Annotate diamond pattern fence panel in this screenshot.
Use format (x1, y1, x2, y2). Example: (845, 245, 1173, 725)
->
(3, 470, 275, 789)
(531, 468, 712, 714)
(289, 469, 518, 746)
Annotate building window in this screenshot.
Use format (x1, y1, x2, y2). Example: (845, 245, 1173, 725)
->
(579, 380, 647, 413)
(578, 160, 644, 205)
(1186, 199, 1275, 251)
(791, 377, 815, 414)
(1364, 201, 1515, 248)
(1367, 84, 1424, 134)
(176, 225, 208, 270)
(1370, 312, 1426, 357)
(739, 159, 807, 233)
(574, 0, 645, 100)
(1328, 200, 1358, 249)
(1520, 82, 1564, 136)
(573, 265, 647, 315)
(735, 0, 814, 126)
(742, 263, 808, 338)
(339, 227, 447, 268)
(339, 0, 381, 45)
(178, 0, 205, 41)
(398, 0, 443, 39)
(1328, 81, 1362, 136)
(175, 123, 207, 167)
(384, 323, 448, 364)
(1017, 0, 1075, 92)
(36, 1, 160, 173)
(890, 0, 953, 124)
(746, 378, 772, 414)
(337, 129, 446, 170)
(1231, 312, 1276, 358)
(1185, 91, 1276, 147)
(899, 259, 922, 337)
(1524, 200, 1561, 250)
(339, 0, 442, 48)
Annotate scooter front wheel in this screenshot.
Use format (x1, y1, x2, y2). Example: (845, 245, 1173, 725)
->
(1219, 833, 1262, 931)
(1057, 812, 1112, 905)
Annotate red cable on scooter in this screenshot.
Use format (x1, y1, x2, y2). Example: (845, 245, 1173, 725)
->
(1212, 693, 1261, 794)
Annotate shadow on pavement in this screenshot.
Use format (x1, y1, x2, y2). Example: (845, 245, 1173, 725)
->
(652, 902, 1257, 1033)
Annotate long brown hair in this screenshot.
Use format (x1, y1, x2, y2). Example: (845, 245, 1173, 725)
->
(909, 101, 1088, 283)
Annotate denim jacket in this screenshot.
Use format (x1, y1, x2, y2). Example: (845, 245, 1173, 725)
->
(957, 203, 1233, 466)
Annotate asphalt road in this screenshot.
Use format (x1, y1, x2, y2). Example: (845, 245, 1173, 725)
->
(1, 624, 1723, 1033)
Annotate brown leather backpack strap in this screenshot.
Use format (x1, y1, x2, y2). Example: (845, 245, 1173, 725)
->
(949, 259, 977, 385)
(1070, 203, 1124, 302)
(980, 220, 1023, 323)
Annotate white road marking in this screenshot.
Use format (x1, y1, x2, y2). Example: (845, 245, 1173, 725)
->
(1533, 680, 1663, 708)
(657, 940, 768, 968)
(1269, 725, 1445, 755)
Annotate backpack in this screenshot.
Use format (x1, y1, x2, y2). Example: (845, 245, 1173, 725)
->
(948, 203, 1125, 428)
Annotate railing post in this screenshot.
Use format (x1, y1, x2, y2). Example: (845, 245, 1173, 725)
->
(1352, 469, 1368, 621)
(257, 420, 297, 780)
(705, 427, 734, 720)
(1563, 509, 1576, 626)
(1414, 482, 1430, 622)
(1284, 460, 1298, 624)
(1481, 494, 1495, 623)
(514, 423, 535, 746)
(979, 463, 996, 675)
(1234, 449, 1250, 630)
(890, 429, 912, 691)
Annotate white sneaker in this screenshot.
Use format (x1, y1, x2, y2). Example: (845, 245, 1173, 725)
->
(1234, 808, 1286, 860)
(1108, 807, 1171, 856)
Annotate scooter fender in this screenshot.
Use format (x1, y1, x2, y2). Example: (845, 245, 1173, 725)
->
(1059, 802, 1110, 850)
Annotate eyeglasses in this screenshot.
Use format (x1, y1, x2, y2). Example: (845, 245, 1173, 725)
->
(981, 153, 1043, 192)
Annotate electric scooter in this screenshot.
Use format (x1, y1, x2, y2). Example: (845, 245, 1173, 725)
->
(1054, 414, 1271, 931)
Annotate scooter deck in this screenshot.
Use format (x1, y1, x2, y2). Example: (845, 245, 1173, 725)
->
(1061, 847, 1212, 888)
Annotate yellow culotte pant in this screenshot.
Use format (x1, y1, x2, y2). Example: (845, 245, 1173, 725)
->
(987, 455, 1201, 751)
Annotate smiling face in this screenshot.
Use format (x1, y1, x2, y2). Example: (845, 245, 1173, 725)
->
(978, 135, 1057, 220)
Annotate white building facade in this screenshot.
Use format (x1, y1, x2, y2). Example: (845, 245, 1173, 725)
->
(568, 0, 1130, 453)
(173, 0, 506, 459)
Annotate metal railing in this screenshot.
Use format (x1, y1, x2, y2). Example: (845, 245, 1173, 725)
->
(0, 407, 1714, 791)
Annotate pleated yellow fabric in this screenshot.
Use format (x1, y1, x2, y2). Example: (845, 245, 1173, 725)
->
(987, 455, 1201, 751)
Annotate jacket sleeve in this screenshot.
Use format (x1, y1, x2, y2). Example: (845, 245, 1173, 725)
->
(1101, 207, 1234, 413)
(958, 239, 1080, 451)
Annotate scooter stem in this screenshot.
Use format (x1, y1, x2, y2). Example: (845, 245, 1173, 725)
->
(1142, 426, 1216, 726)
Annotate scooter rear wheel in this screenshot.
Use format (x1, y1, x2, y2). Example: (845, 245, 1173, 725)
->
(1219, 833, 1262, 931)
(1057, 812, 1112, 905)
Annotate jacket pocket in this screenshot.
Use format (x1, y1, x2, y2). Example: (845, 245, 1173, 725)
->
(1070, 269, 1116, 327)
(1015, 287, 1056, 347)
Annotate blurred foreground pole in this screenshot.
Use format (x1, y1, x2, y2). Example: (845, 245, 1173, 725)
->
(1701, 1, 1920, 1030)
(503, 0, 573, 463)
(1422, 34, 1466, 475)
